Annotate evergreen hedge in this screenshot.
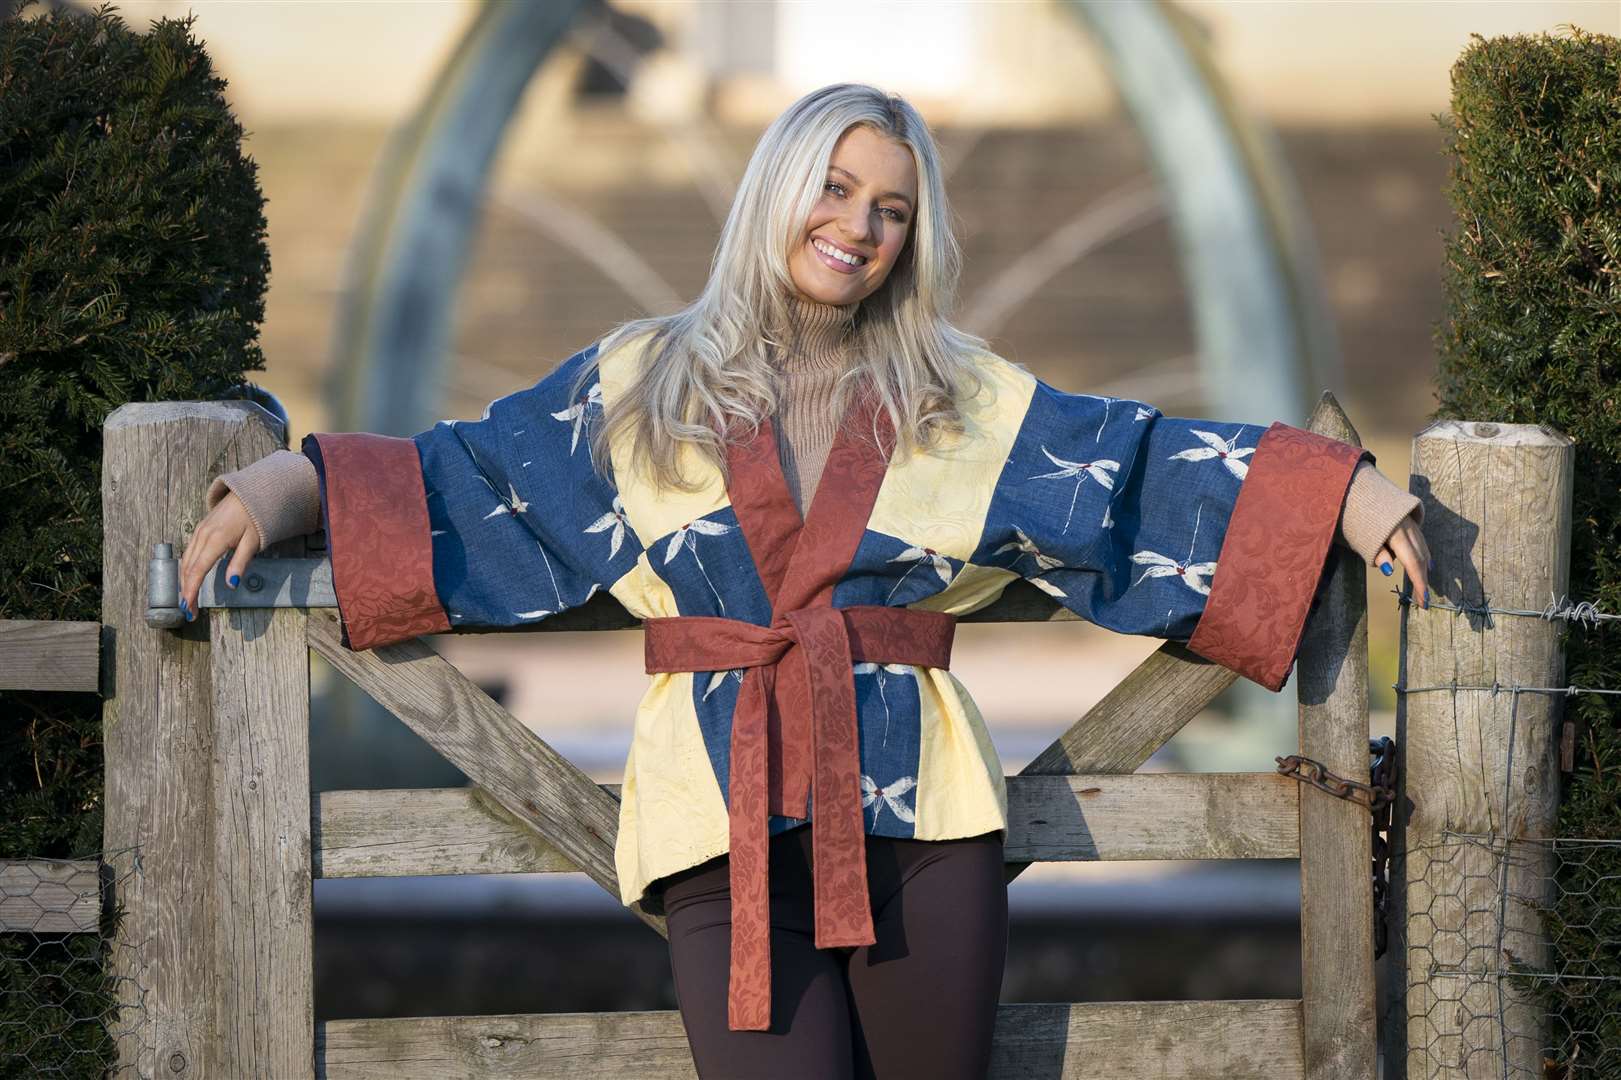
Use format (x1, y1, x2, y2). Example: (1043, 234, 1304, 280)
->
(0, 2, 269, 1072)
(1432, 27, 1620, 1072)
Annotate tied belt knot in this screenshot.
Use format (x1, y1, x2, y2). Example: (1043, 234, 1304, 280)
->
(643, 603, 956, 1031)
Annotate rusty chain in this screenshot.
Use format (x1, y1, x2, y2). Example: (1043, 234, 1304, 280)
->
(1274, 737, 1398, 957)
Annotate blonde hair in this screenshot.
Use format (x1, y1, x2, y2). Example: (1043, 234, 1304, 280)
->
(574, 82, 990, 492)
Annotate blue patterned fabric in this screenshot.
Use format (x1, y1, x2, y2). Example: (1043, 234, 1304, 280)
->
(412, 342, 644, 631)
(972, 380, 1269, 642)
(393, 342, 1277, 850)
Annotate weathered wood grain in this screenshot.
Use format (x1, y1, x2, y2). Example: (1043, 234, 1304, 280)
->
(102, 399, 302, 1078)
(210, 601, 315, 1075)
(0, 619, 101, 692)
(0, 859, 100, 932)
(315, 999, 1305, 1079)
(305, 608, 667, 937)
(313, 772, 1300, 879)
(1388, 420, 1571, 1080)
(1293, 394, 1375, 1079)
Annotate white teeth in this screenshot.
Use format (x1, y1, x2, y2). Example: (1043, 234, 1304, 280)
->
(814, 238, 866, 266)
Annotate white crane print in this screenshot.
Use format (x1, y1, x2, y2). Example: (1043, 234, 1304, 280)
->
(703, 668, 745, 700)
(885, 545, 957, 603)
(459, 470, 569, 617)
(991, 526, 1071, 599)
(1028, 446, 1120, 534)
(583, 493, 631, 561)
(854, 662, 915, 747)
(861, 772, 917, 827)
(1130, 503, 1216, 595)
(550, 381, 603, 467)
(664, 517, 735, 614)
(1168, 428, 1255, 480)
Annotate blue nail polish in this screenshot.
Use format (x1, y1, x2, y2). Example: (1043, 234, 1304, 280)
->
(1380, 561, 1392, 575)
(229, 573, 239, 588)
(180, 598, 188, 616)
(1423, 587, 1430, 609)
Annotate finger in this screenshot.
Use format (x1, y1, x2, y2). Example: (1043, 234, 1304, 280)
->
(1398, 517, 1433, 581)
(224, 529, 261, 591)
(1388, 526, 1429, 608)
(1374, 544, 1396, 577)
(181, 528, 224, 622)
(177, 533, 198, 621)
(179, 536, 202, 621)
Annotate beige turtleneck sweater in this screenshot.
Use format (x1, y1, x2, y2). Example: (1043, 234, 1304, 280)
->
(206, 301, 1421, 567)
(770, 294, 860, 514)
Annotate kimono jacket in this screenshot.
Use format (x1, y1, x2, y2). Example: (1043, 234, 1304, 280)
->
(301, 330, 1372, 1031)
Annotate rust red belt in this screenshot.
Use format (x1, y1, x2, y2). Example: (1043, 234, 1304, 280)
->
(644, 603, 957, 1031)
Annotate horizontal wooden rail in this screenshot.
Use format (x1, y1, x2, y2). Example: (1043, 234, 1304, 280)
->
(0, 619, 101, 692)
(171, 561, 1086, 627)
(313, 773, 1299, 879)
(0, 859, 100, 932)
(315, 999, 1303, 1078)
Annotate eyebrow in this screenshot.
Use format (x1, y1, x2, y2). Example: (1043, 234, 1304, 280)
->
(829, 165, 915, 209)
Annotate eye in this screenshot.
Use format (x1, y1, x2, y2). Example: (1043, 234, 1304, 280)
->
(825, 179, 908, 223)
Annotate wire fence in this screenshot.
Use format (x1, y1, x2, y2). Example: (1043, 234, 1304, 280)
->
(1382, 831, 1621, 1079)
(1382, 585, 1620, 1079)
(0, 846, 142, 1078)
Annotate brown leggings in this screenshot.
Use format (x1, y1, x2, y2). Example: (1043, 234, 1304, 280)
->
(656, 825, 1008, 1080)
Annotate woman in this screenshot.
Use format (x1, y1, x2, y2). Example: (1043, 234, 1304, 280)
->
(180, 83, 1431, 1079)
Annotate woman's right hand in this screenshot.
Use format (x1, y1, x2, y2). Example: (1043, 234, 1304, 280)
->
(177, 490, 262, 622)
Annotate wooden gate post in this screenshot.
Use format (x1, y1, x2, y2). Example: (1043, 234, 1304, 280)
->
(1293, 394, 1376, 1079)
(102, 401, 315, 1077)
(1387, 420, 1572, 1079)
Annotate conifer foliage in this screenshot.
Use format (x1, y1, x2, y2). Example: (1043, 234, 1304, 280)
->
(1, 2, 269, 1071)
(1433, 27, 1621, 1068)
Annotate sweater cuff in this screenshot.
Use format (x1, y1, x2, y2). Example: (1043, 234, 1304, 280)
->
(205, 448, 324, 550)
(1336, 460, 1423, 566)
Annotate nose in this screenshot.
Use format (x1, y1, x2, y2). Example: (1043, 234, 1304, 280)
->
(837, 202, 873, 245)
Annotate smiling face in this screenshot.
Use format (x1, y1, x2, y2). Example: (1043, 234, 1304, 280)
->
(787, 124, 919, 306)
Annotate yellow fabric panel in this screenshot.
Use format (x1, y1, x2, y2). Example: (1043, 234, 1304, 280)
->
(604, 546, 731, 906)
(604, 344, 1037, 904)
(908, 560, 1019, 616)
(607, 549, 682, 619)
(865, 351, 1036, 563)
(614, 670, 734, 907)
(595, 332, 730, 546)
(911, 667, 1009, 842)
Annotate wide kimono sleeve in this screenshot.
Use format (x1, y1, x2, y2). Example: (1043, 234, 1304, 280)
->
(300, 342, 642, 651)
(975, 377, 1371, 691)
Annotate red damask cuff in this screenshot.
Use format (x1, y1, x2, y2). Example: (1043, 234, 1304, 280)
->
(1186, 421, 1372, 691)
(301, 432, 451, 651)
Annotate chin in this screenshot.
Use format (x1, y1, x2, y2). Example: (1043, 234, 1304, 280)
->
(792, 268, 871, 306)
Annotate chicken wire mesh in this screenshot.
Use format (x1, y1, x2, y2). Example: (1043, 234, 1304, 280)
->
(1, 847, 142, 1079)
(1379, 830, 1621, 1079)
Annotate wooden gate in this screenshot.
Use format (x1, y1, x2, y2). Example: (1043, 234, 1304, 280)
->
(99, 393, 1380, 1078)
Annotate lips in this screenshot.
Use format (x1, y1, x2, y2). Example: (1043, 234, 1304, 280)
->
(811, 236, 868, 275)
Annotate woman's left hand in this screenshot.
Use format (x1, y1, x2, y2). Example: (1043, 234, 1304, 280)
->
(1376, 510, 1432, 609)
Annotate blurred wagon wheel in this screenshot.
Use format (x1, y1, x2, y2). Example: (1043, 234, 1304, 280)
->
(327, 0, 1336, 792)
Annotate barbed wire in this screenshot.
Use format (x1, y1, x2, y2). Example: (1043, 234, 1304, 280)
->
(1388, 586, 1619, 628)
(1393, 682, 1621, 697)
